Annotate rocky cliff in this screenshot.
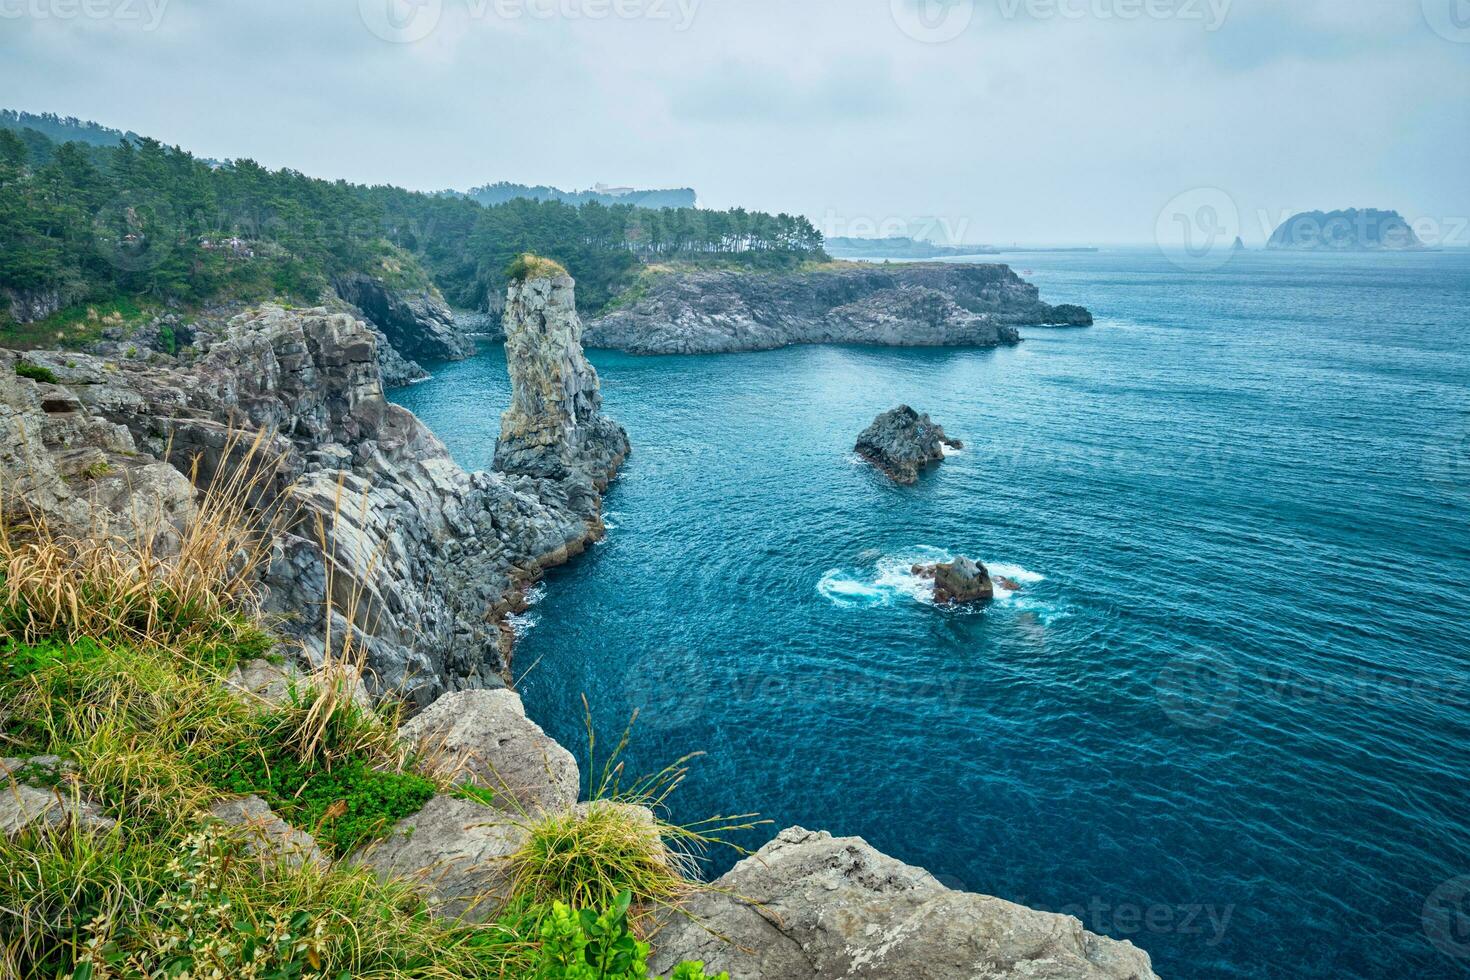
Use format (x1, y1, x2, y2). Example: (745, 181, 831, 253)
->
(1, 292, 619, 708)
(333, 273, 474, 384)
(652, 827, 1159, 979)
(585, 262, 1092, 354)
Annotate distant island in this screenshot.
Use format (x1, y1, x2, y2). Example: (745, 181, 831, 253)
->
(825, 236, 1098, 259)
(1266, 208, 1427, 251)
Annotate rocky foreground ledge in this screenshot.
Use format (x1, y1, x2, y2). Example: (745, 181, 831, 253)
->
(584, 262, 1093, 354)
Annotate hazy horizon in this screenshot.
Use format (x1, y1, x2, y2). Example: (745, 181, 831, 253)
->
(5, 0, 1468, 248)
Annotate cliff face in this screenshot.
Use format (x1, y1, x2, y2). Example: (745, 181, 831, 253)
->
(333, 273, 473, 384)
(494, 273, 629, 493)
(1, 301, 615, 707)
(584, 262, 1092, 354)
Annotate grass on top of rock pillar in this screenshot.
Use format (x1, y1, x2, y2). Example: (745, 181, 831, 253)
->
(505, 252, 569, 282)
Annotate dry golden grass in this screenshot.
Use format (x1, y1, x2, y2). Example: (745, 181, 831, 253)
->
(0, 427, 286, 649)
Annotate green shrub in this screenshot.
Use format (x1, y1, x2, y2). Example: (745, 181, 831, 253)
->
(196, 713, 435, 856)
(14, 361, 58, 384)
(533, 891, 727, 980)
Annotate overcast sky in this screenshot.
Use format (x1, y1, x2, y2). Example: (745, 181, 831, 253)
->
(4, 0, 1468, 244)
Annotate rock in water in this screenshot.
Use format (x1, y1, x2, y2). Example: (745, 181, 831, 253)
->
(930, 555, 994, 604)
(854, 405, 960, 484)
(494, 270, 629, 492)
(650, 826, 1160, 980)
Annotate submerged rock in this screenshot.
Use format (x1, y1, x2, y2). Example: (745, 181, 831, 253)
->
(397, 688, 580, 814)
(650, 826, 1159, 980)
(585, 262, 1091, 354)
(855, 405, 960, 484)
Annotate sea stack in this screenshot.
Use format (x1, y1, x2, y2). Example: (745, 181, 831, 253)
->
(493, 256, 629, 495)
(855, 405, 961, 484)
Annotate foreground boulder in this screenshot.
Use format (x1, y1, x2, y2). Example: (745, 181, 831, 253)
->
(1, 758, 116, 838)
(357, 794, 527, 921)
(397, 689, 580, 814)
(855, 405, 960, 484)
(651, 827, 1159, 980)
(207, 795, 326, 870)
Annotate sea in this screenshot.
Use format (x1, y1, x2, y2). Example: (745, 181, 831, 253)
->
(391, 246, 1470, 979)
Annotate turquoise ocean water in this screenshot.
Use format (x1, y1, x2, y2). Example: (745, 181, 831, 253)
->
(393, 248, 1470, 979)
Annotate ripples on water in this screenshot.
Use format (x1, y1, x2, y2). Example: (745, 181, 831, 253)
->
(393, 248, 1470, 979)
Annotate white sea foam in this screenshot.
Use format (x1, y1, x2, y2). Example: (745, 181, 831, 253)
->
(940, 443, 963, 457)
(817, 547, 1057, 620)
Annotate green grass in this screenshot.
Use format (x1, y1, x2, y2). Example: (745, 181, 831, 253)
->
(196, 711, 436, 856)
(0, 480, 742, 978)
(506, 252, 569, 282)
(13, 361, 59, 384)
(0, 296, 155, 351)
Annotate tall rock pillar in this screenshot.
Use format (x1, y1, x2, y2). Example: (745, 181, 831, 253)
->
(493, 264, 628, 497)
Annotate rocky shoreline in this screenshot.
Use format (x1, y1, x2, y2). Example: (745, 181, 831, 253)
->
(585, 262, 1093, 354)
(1, 271, 1157, 977)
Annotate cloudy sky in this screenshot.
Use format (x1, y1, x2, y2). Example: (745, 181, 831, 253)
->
(4, 0, 1468, 244)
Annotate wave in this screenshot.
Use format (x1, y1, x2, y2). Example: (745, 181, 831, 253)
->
(816, 547, 1061, 621)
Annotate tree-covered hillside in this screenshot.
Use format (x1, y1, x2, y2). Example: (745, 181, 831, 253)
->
(0, 114, 826, 339)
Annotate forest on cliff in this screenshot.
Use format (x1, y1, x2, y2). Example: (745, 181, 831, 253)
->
(0, 113, 826, 333)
